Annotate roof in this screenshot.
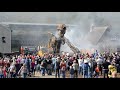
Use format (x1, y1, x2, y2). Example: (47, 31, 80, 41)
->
(85, 26, 109, 45)
(0, 24, 10, 31)
(0, 22, 78, 27)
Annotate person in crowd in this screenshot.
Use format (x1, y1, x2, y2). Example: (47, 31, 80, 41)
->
(96, 56, 103, 75)
(102, 59, 111, 78)
(60, 59, 66, 78)
(31, 60, 35, 76)
(9, 63, 16, 78)
(72, 60, 79, 78)
(2, 66, 7, 78)
(78, 57, 83, 75)
(0, 66, 4, 78)
(54, 57, 60, 78)
(46, 59, 52, 75)
(25, 57, 31, 76)
(93, 64, 100, 78)
(69, 66, 74, 78)
(18, 64, 27, 78)
(82, 58, 90, 78)
(40, 60, 46, 76)
(108, 62, 117, 78)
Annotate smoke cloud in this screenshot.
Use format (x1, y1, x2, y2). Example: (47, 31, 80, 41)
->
(0, 12, 120, 52)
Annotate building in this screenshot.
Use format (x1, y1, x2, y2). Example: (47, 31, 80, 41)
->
(0, 22, 77, 53)
(85, 26, 111, 52)
(0, 24, 11, 54)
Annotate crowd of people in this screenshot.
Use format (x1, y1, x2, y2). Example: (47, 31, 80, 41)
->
(0, 50, 119, 78)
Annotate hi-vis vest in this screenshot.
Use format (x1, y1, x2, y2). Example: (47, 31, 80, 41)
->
(108, 65, 117, 78)
(38, 51, 44, 57)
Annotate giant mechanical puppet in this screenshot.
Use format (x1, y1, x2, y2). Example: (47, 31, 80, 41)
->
(48, 24, 80, 55)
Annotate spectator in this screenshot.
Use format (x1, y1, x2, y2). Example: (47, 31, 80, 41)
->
(0, 66, 4, 78)
(108, 62, 117, 78)
(18, 64, 27, 78)
(82, 59, 90, 78)
(102, 60, 111, 78)
(54, 58, 60, 78)
(72, 60, 79, 78)
(78, 57, 83, 75)
(60, 59, 66, 78)
(69, 66, 74, 78)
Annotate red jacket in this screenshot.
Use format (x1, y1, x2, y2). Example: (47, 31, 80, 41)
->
(60, 62, 66, 69)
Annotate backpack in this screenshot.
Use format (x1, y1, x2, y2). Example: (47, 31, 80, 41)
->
(95, 67, 99, 73)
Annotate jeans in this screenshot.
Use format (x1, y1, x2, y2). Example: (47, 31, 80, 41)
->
(79, 66, 82, 75)
(74, 70, 78, 78)
(41, 68, 45, 76)
(0, 74, 4, 78)
(70, 74, 74, 78)
(55, 69, 60, 78)
(61, 71, 65, 78)
(27, 66, 30, 74)
(94, 72, 99, 78)
(22, 73, 27, 78)
(52, 64, 55, 72)
(83, 71, 89, 78)
(89, 67, 94, 78)
(47, 65, 52, 75)
(31, 67, 35, 75)
(103, 69, 108, 78)
(98, 64, 102, 75)
(116, 64, 120, 73)
(10, 72, 15, 78)
(84, 75, 89, 78)
(47, 69, 52, 75)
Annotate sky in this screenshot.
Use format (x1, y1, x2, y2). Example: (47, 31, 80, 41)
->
(0, 12, 120, 32)
(0, 12, 119, 24)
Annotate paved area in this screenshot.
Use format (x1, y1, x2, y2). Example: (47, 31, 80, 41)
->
(30, 72, 89, 78)
(30, 73, 57, 78)
(28, 71, 120, 78)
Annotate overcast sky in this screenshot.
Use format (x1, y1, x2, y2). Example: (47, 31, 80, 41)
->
(0, 12, 120, 33)
(0, 12, 120, 24)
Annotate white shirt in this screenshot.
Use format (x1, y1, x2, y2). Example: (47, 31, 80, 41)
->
(96, 58, 103, 65)
(10, 65, 15, 72)
(78, 59, 83, 67)
(0, 68, 3, 74)
(21, 59, 25, 64)
(35, 61, 37, 64)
